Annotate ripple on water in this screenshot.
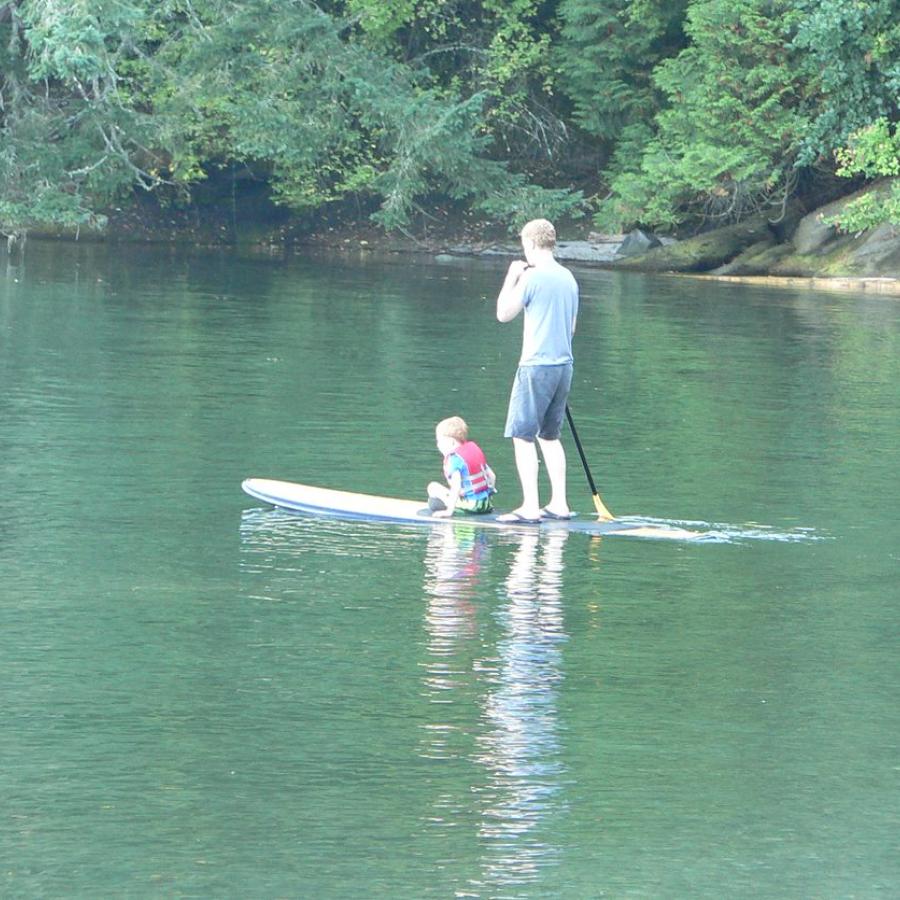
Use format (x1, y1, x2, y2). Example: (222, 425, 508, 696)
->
(617, 515, 831, 544)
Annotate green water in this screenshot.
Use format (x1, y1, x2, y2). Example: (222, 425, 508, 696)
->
(1, 241, 898, 897)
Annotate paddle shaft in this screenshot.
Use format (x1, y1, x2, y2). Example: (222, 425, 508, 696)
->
(565, 405, 614, 520)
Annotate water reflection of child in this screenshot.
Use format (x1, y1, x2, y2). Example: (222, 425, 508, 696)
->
(422, 524, 490, 648)
(427, 416, 497, 519)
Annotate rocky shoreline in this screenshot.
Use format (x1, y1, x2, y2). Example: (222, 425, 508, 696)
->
(434, 181, 900, 295)
(440, 235, 900, 295)
(12, 179, 899, 294)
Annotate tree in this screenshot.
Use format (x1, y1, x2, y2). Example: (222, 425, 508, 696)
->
(593, 0, 900, 233)
(5, 0, 894, 239)
(0, 0, 161, 237)
(596, 0, 805, 232)
(1, 0, 583, 236)
(555, 0, 687, 142)
(792, 0, 900, 166)
(340, 0, 570, 176)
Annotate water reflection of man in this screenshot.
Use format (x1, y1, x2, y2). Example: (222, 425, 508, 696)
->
(418, 526, 571, 892)
(476, 528, 570, 890)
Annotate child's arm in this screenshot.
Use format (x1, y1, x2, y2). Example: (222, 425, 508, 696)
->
(432, 470, 462, 518)
(484, 465, 497, 492)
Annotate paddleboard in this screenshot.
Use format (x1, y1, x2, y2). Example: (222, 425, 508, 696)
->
(241, 478, 704, 541)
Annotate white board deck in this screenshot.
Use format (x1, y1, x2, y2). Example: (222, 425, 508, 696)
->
(241, 478, 704, 541)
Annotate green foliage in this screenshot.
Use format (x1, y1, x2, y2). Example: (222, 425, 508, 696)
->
(339, 0, 567, 173)
(825, 118, 900, 232)
(555, 0, 687, 141)
(1, 0, 578, 234)
(835, 119, 900, 180)
(476, 179, 585, 233)
(2, 0, 899, 239)
(157, 0, 574, 228)
(597, 0, 805, 231)
(792, 0, 900, 165)
(0, 1, 149, 236)
(343, 0, 417, 41)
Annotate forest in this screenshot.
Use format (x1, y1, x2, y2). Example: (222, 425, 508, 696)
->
(1, 0, 898, 240)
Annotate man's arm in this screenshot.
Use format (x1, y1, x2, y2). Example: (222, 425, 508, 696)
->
(496, 261, 530, 322)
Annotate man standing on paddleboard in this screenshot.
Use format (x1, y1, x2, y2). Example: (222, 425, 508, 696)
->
(495, 218, 578, 525)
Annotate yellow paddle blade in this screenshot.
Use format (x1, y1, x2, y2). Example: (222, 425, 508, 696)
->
(592, 493, 615, 521)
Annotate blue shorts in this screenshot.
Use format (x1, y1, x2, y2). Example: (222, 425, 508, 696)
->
(504, 364, 573, 441)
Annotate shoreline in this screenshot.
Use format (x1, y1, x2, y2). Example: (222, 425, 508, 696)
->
(427, 242, 900, 297)
(10, 230, 900, 297)
(674, 272, 900, 296)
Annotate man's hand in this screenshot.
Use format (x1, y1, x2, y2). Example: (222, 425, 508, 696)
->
(506, 259, 530, 281)
(497, 260, 530, 322)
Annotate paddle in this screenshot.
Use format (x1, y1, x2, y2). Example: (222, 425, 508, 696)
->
(565, 404, 615, 521)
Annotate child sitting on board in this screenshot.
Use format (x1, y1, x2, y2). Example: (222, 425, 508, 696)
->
(427, 416, 496, 518)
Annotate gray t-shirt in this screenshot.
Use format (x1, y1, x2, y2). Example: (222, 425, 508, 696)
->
(519, 263, 579, 366)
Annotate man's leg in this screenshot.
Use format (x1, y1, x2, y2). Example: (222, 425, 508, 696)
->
(537, 437, 569, 516)
(511, 437, 541, 519)
(501, 367, 543, 522)
(535, 363, 574, 517)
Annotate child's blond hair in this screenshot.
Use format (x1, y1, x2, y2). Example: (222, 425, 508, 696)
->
(435, 416, 469, 443)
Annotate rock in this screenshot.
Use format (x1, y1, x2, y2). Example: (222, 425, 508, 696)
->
(710, 239, 793, 276)
(767, 199, 808, 243)
(792, 180, 893, 254)
(474, 244, 519, 257)
(695, 272, 900, 295)
(848, 223, 900, 275)
(614, 214, 774, 272)
(792, 205, 840, 254)
(615, 229, 662, 258)
(455, 239, 627, 263)
(555, 240, 621, 263)
(774, 222, 900, 278)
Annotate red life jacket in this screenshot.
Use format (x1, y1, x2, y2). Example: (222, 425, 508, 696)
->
(444, 440, 492, 499)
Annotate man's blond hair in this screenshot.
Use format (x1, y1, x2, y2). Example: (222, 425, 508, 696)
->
(520, 218, 556, 250)
(436, 416, 469, 443)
